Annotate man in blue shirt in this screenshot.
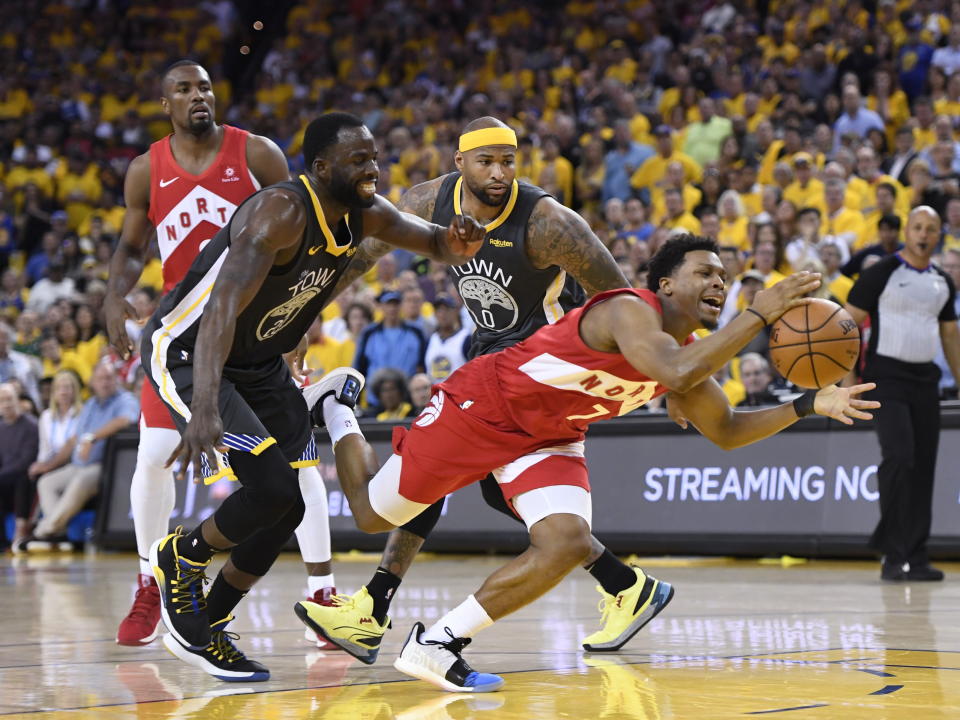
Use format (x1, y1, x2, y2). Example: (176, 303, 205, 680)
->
(22, 361, 139, 549)
(602, 120, 653, 203)
(354, 290, 426, 411)
(899, 19, 934, 101)
(833, 85, 884, 153)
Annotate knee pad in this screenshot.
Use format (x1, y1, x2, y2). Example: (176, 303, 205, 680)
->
(229, 446, 302, 523)
(399, 498, 444, 540)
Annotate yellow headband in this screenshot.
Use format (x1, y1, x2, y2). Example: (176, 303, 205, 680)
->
(458, 127, 518, 152)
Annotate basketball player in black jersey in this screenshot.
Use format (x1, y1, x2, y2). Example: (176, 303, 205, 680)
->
(302, 117, 672, 663)
(141, 112, 484, 682)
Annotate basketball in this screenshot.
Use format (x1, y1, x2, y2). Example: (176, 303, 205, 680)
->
(768, 298, 861, 389)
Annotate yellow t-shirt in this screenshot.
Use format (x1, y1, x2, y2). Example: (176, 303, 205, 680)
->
(305, 338, 354, 377)
(630, 152, 702, 193)
(821, 207, 865, 249)
(663, 211, 702, 235)
(651, 186, 702, 224)
(783, 179, 827, 215)
(718, 216, 750, 251)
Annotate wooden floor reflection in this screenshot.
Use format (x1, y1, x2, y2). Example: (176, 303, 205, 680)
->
(1, 553, 959, 719)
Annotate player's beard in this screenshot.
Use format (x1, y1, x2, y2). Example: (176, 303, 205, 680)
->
(329, 168, 376, 209)
(187, 114, 213, 135)
(463, 174, 508, 208)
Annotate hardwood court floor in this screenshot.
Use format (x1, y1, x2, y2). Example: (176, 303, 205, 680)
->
(1, 553, 959, 719)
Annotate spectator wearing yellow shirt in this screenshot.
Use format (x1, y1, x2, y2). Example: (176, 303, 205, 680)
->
(943, 198, 960, 251)
(818, 241, 854, 304)
(39, 334, 91, 386)
(303, 317, 352, 380)
(575, 138, 606, 215)
(658, 65, 695, 125)
(661, 188, 702, 235)
(855, 146, 909, 217)
(371, 368, 416, 420)
(6, 149, 54, 201)
(934, 72, 960, 117)
(56, 152, 102, 231)
(630, 125, 702, 201)
(927, 115, 960, 173)
(912, 97, 937, 149)
(821, 178, 865, 250)
(759, 20, 800, 65)
(717, 190, 750, 250)
(536, 135, 573, 207)
(74, 304, 106, 370)
(731, 163, 764, 217)
(783, 153, 826, 215)
(650, 162, 702, 223)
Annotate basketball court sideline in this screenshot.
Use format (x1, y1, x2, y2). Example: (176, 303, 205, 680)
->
(1, 553, 958, 719)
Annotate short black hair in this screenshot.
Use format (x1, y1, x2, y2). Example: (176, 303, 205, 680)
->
(797, 206, 821, 220)
(302, 112, 365, 168)
(646, 235, 719, 292)
(876, 181, 897, 198)
(162, 59, 202, 83)
(878, 213, 902, 230)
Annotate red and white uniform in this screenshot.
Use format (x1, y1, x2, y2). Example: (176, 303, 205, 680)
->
(141, 125, 259, 427)
(389, 288, 690, 511)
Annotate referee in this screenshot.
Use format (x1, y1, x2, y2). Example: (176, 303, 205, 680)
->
(845, 206, 960, 581)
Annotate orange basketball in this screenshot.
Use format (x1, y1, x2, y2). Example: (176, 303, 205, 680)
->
(768, 298, 861, 389)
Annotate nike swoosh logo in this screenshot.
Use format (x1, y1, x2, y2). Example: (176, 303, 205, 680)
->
(308, 245, 322, 255)
(159, 177, 179, 187)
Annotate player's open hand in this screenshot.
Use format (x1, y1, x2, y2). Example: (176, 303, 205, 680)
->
(166, 409, 228, 483)
(445, 214, 485, 261)
(104, 292, 141, 359)
(814, 383, 880, 425)
(750, 271, 822, 324)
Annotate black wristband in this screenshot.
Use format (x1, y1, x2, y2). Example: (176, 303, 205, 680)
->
(793, 389, 817, 418)
(744, 307, 769, 327)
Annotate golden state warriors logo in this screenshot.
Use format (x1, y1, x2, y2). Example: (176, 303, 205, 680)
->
(256, 287, 321, 341)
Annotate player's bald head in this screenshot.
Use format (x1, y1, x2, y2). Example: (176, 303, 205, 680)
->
(461, 116, 510, 134)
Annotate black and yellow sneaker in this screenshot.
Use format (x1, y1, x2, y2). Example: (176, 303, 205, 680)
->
(162, 616, 269, 682)
(150, 528, 212, 650)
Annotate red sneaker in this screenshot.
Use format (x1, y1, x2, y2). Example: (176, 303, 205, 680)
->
(117, 574, 162, 646)
(304, 586, 341, 650)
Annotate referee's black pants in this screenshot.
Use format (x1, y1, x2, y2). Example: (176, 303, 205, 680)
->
(867, 375, 940, 566)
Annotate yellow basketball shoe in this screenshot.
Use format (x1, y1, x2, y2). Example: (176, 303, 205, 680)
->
(581, 568, 674, 652)
(294, 587, 390, 665)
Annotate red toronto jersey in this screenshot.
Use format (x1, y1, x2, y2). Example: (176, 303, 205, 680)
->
(147, 124, 258, 293)
(439, 288, 692, 441)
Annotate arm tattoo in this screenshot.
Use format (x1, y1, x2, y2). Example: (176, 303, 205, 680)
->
(526, 198, 629, 296)
(329, 236, 392, 298)
(396, 177, 442, 220)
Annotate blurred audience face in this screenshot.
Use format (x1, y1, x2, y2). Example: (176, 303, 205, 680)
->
(942, 250, 960, 287)
(624, 198, 646, 227)
(90, 362, 119, 399)
(0, 382, 19, 423)
(604, 198, 625, 228)
(408, 373, 432, 410)
(718, 247, 743, 286)
(401, 289, 424, 321)
(753, 240, 777, 274)
(700, 212, 720, 240)
(51, 372, 78, 412)
(741, 355, 772, 394)
(378, 378, 404, 412)
(819, 243, 842, 275)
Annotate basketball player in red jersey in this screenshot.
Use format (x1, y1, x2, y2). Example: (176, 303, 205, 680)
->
(106, 60, 337, 648)
(299, 236, 878, 692)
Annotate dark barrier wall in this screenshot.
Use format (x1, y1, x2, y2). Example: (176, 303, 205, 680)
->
(96, 410, 960, 557)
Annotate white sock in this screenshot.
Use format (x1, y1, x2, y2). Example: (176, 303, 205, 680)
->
(295, 465, 332, 563)
(421, 594, 493, 643)
(307, 574, 336, 595)
(131, 426, 180, 576)
(323, 395, 362, 447)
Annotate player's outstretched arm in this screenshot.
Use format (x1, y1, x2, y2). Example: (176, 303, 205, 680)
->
(667, 379, 879, 450)
(105, 153, 153, 358)
(597, 273, 821, 393)
(526, 196, 629, 296)
(165, 188, 306, 481)
(362, 194, 485, 264)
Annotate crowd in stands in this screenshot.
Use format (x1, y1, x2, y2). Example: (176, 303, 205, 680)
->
(4, 0, 960, 545)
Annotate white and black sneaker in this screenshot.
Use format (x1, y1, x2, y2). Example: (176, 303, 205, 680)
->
(393, 623, 504, 693)
(302, 367, 365, 428)
(162, 616, 269, 682)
